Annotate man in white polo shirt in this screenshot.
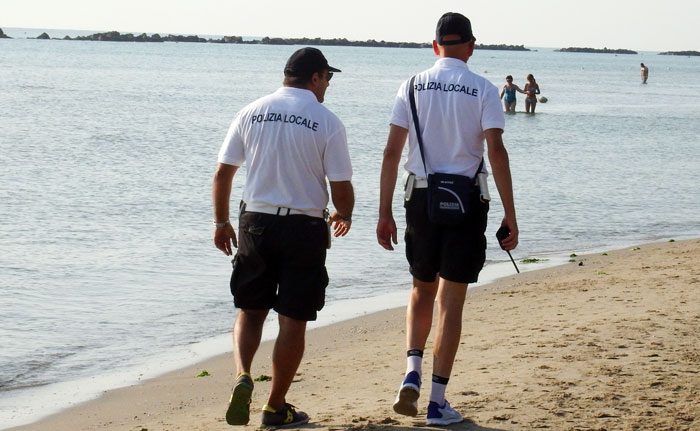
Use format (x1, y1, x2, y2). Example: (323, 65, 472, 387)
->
(377, 12, 519, 425)
(212, 47, 354, 428)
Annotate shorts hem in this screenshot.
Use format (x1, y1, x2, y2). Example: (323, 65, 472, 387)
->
(273, 305, 319, 322)
(409, 268, 438, 283)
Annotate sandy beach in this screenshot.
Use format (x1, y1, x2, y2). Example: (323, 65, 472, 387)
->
(9, 239, 699, 431)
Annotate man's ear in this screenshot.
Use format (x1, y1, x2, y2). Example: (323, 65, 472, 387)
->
(307, 72, 323, 93)
(432, 40, 440, 56)
(467, 40, 476, 54)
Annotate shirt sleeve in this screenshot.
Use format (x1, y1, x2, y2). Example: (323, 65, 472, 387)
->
(323, 121, 353, 182)
(388, 79, 410, 129)
(481, 83, 506, 131)
(217, 112, 245, 166)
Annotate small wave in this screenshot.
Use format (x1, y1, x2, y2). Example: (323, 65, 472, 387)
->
(0, 351, 78, 392)
(0, 380, 51, 392)
(18, 84, 55, 91)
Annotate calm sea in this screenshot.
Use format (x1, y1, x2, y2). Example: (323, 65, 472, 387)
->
(1, 28, 699, 428)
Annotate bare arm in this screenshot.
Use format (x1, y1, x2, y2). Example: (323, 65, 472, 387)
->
(212, 162, 239, 256)
(376, 124, 408, 250)
(328, 180, 354, 237)
(484, 128, 519, 251)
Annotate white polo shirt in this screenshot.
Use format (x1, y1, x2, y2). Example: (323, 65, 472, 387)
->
(218, 87, 352, 212)
(390, 57, 505, 178)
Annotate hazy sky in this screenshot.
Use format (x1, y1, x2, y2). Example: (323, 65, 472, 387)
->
(2, 0, 698, 51)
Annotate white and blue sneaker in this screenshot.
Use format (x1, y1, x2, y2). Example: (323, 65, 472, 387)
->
(392, 371, 421, 416)
(426, 400, 463, 426)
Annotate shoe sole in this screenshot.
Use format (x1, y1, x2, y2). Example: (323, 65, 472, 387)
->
(225, 382, 253, 425)
(262, 417, 310, 429)
(393, 386, 419, 417)
(426, 417, 464, 426)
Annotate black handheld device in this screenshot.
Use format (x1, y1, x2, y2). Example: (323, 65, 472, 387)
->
(496, 226, 520, 274)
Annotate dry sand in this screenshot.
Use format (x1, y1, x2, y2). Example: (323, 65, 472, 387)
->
(10, 239, 699, 431)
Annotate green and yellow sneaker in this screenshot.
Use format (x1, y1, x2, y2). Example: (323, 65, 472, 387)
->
(261, 403, 310, 428)
(225, 373, 254, 425)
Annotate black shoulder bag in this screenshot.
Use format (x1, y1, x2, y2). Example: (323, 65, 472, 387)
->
(408, 75, 483, 226)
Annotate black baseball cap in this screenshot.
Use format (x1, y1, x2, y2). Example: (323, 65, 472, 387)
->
(284, 47, 341, 79)
(435, 12, 475, 45)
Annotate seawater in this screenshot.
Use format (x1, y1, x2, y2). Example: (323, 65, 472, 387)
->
(1, 33, 699, 428)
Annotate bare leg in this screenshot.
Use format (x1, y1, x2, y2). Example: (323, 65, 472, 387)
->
(233, 309, 269, 375)
(267, 314, 307, 409)
(407, 277, 439, 351)
(432, 278, 468, 378)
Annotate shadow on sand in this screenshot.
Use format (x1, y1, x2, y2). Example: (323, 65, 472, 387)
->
(292, 419, 507, 431)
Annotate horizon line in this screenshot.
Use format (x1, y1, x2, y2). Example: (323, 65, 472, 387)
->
(1, 26, 686, 53)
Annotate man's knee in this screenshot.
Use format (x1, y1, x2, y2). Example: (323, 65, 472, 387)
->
(411, 278, 439, 304)
(437, 279, 468, 308)
(278, 314, 307, 334)
(239, 308, 268, 325)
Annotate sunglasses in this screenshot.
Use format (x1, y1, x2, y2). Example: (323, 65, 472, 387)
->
(326, 71, 333, 82)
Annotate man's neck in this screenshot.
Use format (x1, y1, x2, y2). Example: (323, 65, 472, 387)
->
(440, 54, 468, 63)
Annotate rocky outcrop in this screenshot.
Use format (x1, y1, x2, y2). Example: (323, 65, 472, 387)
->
(556, 47, 637, 54)
(0, 28, 11, 39)
(65, 31, 208, 43)
(659, 50, 700, 56)
(57, 30, 532, 50)
(37, 32, 50, 40)
(477, 44, 530, 51)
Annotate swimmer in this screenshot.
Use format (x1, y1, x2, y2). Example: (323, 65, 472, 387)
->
(524, 74, 541, 114)
(499, 75, 525, 113)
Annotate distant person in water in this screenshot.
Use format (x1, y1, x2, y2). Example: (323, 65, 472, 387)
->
(524, 74, 540, 114)
(640, 63, 649, 84)
(499, 75, 525, 113)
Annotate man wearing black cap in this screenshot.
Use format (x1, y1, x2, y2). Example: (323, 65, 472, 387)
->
(213, 47, 354, 427)
(377, 12, 519, 425)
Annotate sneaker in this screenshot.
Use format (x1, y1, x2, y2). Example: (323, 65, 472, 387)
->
(225, 373, 254, 425)
(392, 371, 421, 417)
(261, 403, 310, 428)
(426, 400, 463, 426)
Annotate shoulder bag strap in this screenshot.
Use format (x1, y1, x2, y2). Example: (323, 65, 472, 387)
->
(410, 75, 485, 180)
(408, 75, 429, 177)
(476, 158, 484, 175)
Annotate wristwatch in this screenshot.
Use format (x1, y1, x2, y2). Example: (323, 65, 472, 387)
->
(213, 220, 230, 229)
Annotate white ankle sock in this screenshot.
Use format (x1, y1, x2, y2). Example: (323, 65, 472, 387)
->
(406, 352, 422, 376)
(429, 374, 449, 404)
(406, 349, 423, 376)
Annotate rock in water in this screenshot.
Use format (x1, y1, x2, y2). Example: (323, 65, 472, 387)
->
(539, 96, 548, 103)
